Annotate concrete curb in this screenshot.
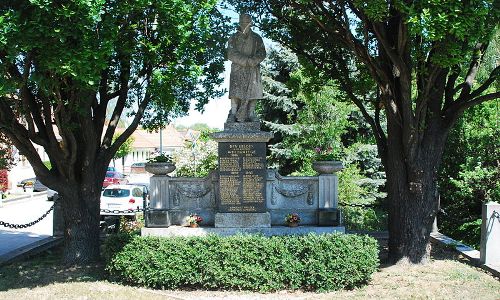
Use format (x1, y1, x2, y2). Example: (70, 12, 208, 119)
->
(0, 236, 63, 267)
(0, 191, 48, 204)
(430, 232, 500, 278)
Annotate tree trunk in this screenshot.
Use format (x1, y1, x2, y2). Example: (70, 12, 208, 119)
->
(386, 118, 448, 263)
(58, 182, 102, 265)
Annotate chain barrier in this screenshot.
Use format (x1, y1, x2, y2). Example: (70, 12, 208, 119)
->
(338, 202, 384, 209)
(493, 210, 500, 223)
(0, 203, 55, 229)
(100, 207, 143, 215)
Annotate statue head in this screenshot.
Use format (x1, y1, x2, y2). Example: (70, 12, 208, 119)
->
(239, 13, 252, 34)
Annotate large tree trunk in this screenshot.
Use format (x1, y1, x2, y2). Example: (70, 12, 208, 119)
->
(58, 180, 102, 264)
(386, 116, 449, 263)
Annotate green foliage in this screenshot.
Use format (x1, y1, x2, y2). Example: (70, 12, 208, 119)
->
(338, 162, 387, 231)
(439, 101, 500, 249)
(119, 214, 144, 234)
(42, 161, 52, 170)
(266, 77, 353, 175)
(113, 134, 134, 160)
(104, 234, 379, 292)
(101, 232, 136, 264)
(261, 45, 387, 230)
(172, 134, 218, 177)
(147, 153, 173, 163)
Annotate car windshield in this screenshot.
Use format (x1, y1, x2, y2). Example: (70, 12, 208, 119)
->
(102, 189, 130, 197)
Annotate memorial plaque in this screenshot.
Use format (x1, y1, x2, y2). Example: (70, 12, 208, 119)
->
(218, 142, 267, 212)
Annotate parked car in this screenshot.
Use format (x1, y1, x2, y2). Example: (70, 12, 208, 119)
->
(17, 177, 35, 189)
(34, 178, 59, 200)
(107, 166, 117, 172)
(126, 183, 149, 200)
(33, 178, 48, 192)
(100, 184, 146, 217)
(130, 162, 146, 173)
(103, 171, 128, 188)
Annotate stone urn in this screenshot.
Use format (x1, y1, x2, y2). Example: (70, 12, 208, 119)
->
(287, 222, 299, 228)
(144, 162, 176, 175)
(312, 160, 344, 175)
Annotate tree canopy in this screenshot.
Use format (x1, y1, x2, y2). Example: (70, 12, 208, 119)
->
(228, 0, 500, 263)
(0, 0, 229, 263)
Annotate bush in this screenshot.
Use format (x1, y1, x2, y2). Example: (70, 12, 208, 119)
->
(104, 233, 379, 292)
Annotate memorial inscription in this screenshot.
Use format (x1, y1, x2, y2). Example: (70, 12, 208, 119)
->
(218, 142, 267, 212)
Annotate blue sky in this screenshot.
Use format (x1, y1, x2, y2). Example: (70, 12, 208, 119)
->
(173, 6, 270, 130)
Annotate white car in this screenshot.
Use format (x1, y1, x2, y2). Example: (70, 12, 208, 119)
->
(100, 184, 146, 216)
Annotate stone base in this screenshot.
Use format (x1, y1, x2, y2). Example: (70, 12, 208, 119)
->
(318, 209, 341, 226)
(215, 212, 271, 228)
(145, 210, 171, 227)
(224, 121, 261, 132)
(142, 225, 345, 237)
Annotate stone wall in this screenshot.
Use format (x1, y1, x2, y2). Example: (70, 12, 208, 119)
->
(146, 169, 340, 227)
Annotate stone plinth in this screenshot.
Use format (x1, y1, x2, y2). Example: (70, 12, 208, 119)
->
(480, 201, 500, 265)
(212, 127, 273, 214)
(142, 225, 345, 237)
(215, 212, 271, 228)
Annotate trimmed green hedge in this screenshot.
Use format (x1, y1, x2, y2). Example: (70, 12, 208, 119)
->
(103, 233, 379, 292)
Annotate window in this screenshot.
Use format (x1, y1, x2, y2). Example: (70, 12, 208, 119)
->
(103, 189, 130, 197)
(132, 188, 143, 197)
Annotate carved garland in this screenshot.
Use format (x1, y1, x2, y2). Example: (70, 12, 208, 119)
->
(272, 184, 313, 206)
(173, 185, 212, 207)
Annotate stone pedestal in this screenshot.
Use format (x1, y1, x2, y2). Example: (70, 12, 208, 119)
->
(215, 212, 271, 228)
(318, 174, 339, 209)
(212, 122, 273, 228)
(480, 201, 500, 265)
(146, 175, 173, 227)
(317, 173, 341, 226)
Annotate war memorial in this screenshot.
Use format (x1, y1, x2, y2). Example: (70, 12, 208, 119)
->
(142, 14, 344, 236)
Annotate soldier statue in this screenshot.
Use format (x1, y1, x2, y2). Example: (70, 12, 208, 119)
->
(227, 13, 266, 122)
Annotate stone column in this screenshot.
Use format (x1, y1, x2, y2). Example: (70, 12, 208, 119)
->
(480, 201, 500, 266)
(146, 175, 172, 227)
(315, 162, 343, 226)
(318, 174, 339, 209)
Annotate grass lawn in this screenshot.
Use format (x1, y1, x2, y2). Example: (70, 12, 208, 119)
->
(0, 239, 498, 300)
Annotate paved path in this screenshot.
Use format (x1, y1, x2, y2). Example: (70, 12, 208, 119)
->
(0, 195, 53, 258)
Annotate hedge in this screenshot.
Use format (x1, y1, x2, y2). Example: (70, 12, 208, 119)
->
(103, 233, 379, 292)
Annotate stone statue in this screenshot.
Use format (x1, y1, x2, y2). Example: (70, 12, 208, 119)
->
(227, 13, 266, 123)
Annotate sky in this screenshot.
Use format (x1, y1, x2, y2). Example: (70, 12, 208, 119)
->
(173, 61, 232, 130)
(172, 7, 266, 130)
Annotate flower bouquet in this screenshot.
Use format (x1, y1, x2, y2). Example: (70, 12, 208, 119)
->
(187, 213, 203, 228)
(285, 212, 301, 227)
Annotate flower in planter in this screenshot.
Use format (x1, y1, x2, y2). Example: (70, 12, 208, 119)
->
(148, 153, 173, 163)
(314, 147, 338, 161)
(187, 213, 203, 225)
(285, 212, 301, 225)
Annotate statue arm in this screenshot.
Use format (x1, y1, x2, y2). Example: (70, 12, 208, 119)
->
(227, 37, 251, 66)
(248, 36, 266, 67)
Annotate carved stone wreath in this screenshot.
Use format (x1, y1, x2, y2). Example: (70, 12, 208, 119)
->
(272, 184, 313, 206)
(172, 184, 212, 207)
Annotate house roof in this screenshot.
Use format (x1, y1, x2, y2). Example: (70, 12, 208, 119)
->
(129, 124, 198, 149)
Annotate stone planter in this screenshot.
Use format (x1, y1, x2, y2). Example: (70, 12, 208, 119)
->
(144, 162, 176, 175)
(287, 222, 299, 227)
(312, 160, 343, 174)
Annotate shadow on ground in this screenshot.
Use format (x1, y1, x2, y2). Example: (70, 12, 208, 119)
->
(0, 245, 105, 291)
(376, 237, 475, 269)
